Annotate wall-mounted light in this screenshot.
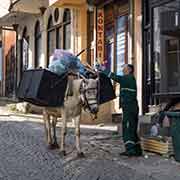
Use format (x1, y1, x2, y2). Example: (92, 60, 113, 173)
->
(12, 24, 19, 31)
(39, 6, 46, 15)
(87, 0, 95, 12)
(12, 14, 18, 31)
(88, 4, 94, 12)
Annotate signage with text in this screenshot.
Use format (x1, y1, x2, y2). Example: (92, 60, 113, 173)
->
(97, 9, 104, 64)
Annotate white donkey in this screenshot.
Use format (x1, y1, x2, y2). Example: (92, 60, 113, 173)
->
(43, 74, 99, 157)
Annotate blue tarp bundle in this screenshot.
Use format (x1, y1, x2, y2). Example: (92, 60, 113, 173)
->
(48, 49, 86, 76)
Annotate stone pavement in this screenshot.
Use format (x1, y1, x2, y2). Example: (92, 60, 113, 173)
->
(0, 115, 179, 180)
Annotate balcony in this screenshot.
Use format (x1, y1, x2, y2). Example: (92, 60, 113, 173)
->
(10, 0, 19, 3)
(49, 0, 87, 8)
(9, 0, 49, 14)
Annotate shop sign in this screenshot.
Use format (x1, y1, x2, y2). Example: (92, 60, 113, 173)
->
(97, 8, 104, 64)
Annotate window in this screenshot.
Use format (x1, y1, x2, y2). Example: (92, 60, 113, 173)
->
(35, 21, 42, 68)
(47, 9, 71, 66)
(144, 0, 150, 26)
(166, 39, 180, 91)
(87, 11, 95, 65)
(47, 15, 56, 65)
(153, 0, 180, 93)
(104, 3, 128, 75)
(63, 9, 71, 50)
(116, 15, 128, 75)
(22, 27, 29, 71)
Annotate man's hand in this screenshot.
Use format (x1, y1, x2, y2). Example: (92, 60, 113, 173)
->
(97, 64, 106, 71)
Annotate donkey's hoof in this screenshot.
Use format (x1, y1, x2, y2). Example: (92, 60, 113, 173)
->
(59, 150, 66, 157)
(52, 143, 59, 149)
(77, 152, 85, 158)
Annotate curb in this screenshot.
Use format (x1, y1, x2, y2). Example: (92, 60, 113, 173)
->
(0, 111, 43, 120)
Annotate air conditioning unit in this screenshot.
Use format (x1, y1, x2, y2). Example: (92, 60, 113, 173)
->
(160, 11, 180, 36)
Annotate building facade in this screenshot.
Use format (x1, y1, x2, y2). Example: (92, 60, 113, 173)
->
(0, 0, 16, 97)
(0, 0, 143, 123)
(143, 0, 180, 112)
(88, 0, 143, 115)
(49, 0, 143, 122)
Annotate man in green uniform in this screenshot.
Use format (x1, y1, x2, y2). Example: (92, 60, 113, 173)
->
(101, 64, 142, 157)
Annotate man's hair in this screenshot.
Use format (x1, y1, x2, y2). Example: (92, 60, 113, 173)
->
(127, 64, 134, 74)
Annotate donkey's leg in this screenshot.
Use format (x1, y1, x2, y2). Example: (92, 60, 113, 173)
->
(43, 111, 53, 149)
(51, 116, 59, 149)
(75, 115, 84, 158)
(43, 111, 48, 143)
(60, 112, 67, 156)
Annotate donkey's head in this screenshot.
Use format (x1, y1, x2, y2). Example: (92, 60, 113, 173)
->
(80, 78, 99, 114)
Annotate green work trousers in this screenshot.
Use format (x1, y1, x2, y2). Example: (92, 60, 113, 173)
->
(122, 102, 142, 155)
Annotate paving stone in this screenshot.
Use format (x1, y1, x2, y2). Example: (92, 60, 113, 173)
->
(0, 116, 179, 180)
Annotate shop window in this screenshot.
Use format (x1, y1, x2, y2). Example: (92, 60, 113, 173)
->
(22, 27, 29, 71)
(166, 39, 180, 91)
(104, 5, 128, 74)
(35, 20, 42, 68)
(153, 0, 180, 94)
(105, 27, 114, 71)
(116, 15, 128, 75)
(144, 0, 150, 26)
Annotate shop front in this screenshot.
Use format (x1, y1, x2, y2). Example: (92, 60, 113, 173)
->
(93, 0, 137, 116)
(143, 0, 180, 112)
(94, 0, 129, 75)
(89, 0, 143, 117)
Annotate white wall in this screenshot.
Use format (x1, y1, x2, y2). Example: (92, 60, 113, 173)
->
(0, 47, 2, 81)
(17, 7, 75, 70)
(0, 0, 10, 18)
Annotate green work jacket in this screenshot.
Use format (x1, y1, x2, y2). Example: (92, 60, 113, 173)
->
(103, 70, 138, 109)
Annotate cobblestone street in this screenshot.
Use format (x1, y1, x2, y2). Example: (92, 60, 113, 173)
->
(0, 116, 179, 180)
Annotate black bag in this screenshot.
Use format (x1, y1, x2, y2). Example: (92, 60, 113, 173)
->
(17, 69, 115, 107)
(17, 69, 68, 107)
(99, 72, 116, 104)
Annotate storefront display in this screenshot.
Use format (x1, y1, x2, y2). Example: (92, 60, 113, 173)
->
(100, 1, 128, 75)
(143, 0, 180, 111)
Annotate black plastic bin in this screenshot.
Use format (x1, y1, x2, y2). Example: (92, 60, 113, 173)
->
(17, 69, 68, 107)
(164, 111, 180, 162)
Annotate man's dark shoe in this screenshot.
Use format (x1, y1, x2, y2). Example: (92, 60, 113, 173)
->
(135, 144, 143, 156)
(134, 150, 143, 156)
(120, 151, 129, 156)
(120, 151, 134, 157)
(120, 150, 142, 157)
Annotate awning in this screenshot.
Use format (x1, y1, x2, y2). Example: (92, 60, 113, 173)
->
(9, 0, 49, 14)
(49, 0, 87, 8)
(0, 11, 35, 27)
